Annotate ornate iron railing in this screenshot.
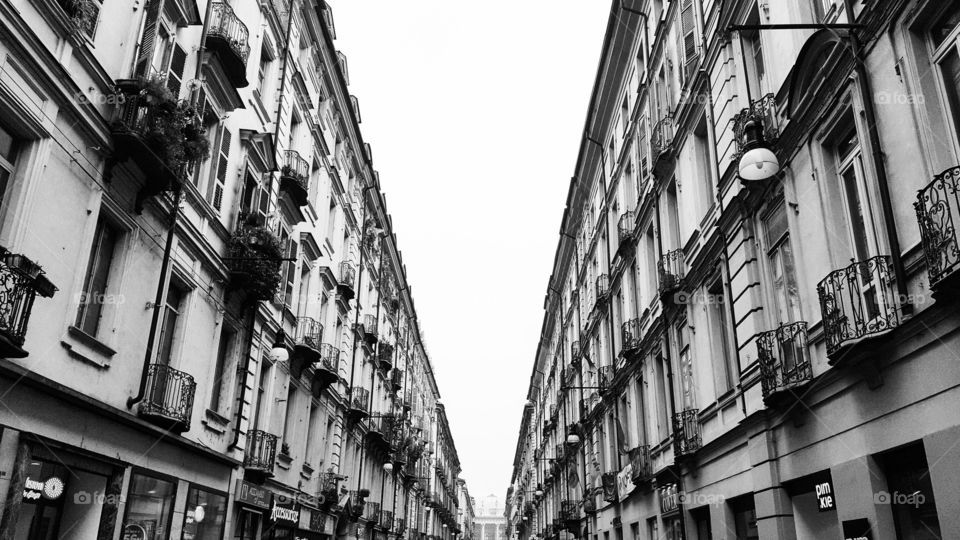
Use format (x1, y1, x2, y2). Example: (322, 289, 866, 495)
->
(282, 150, 310, 184)
(363, 313, 378, 337)
(560, 500, 579, 521)
(141, 364, 196, 431)
(732, 93, 779, 160)
(916, 166, 960, 287)
(320, 471, 340, 504)
(652, 115, 674, 159)
(595, 274, 609, 304)
(295, 316, 322, 350)
(757, 321, 812, 399)
(350, 387, 370, 411)
(658, 249, 685, 295)
(319, 343, 339, 373)
(672, 409, 701, 458)
(599, 365, 616, 392)
(629, 445, 652, 484)
(601, 472, 617, 502)
(244, 429, 277, 475)
(621, 318, 642, 354)
(365, 501, 381, 521)
(208, 2, 251, 65)
(571, 340, 582, 362)
(0, 250, 55, 355)
(339, 261, 356, 288)
(618, 211, 637, 247)
(816, 255, 901, 356)
(380, 510, 393, 530)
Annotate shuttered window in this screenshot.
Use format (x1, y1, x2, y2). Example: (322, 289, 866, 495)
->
(680, 0, 698, 78)
(210, 128, 231, 211)
(166, 43, 187, 97)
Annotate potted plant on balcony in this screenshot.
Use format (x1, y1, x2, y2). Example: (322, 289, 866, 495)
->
(62, 0, 98, 35)
(227, 213, 283, 302)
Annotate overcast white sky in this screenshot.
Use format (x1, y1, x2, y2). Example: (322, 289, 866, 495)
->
(328, 0, 610, 499)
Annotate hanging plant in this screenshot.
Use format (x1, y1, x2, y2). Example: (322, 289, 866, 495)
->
(227, 216, 283, 301)
(130, 77, 211, 175)
(64, 0, 98, 35)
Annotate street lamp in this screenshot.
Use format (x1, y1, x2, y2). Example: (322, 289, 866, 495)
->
(383, 462, 394, 473)
(566, 433, 580, 445)
(270, 327, 289, 363)
(738, 120, 780, 182)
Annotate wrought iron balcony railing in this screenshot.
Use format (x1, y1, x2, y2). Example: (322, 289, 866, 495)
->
(140, 363, 196, 433)
(672, 409, 701, 459)
(318, 343, 340, 374)
(560, 500, 579, 521)
(0, 250, 56, 358)
(732, 93, 779, 160)
(294, 316, 322, 351)
(207, 1, 251, 87)
(280, 150, 310, 207)
(338, 261, 356, 299)
(652, 115, 675, 161)
(618, 210, 637, 249)
(362, 314, 378, 343)
(390, 367, 403, 392)
(350, 387, 370, 413)
(658, 249, 685, 297)
(916, 166, 960, 290)
(629, 445, 652, 484)
(595, 274, 610, 305)
(365, 501, 381, 521)
(244, 429, 277, 479)
(598, 365, 616, 392)
(380, 510, 393, 530)
(621, 318, 641, 355)
(320, 472, 340, 506)
(757, 321, 812, 402)
(817, 255, 901, 359)
(571, 340, 582, 363)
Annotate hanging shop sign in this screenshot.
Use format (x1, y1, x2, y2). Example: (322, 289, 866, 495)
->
(815, 479, 835, 512)
(658, 483, 679, 515)
(22, 475, 64, 501)
(842, 518, 873, 540)
(271, 497, 301, 524)
(235, 480, 271, 510)
(615, 464, 634, 502)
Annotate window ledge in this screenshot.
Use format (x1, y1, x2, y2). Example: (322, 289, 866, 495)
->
(60, 326, 117, 369)
(202, 408, 231, 435)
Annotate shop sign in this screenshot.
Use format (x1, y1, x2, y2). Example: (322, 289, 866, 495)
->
(815, 480, 835, 512)
(842, 518, 873, 540)
(271, 497, 301, 524)
(122, 524, 147, 540)
(615, 464, 634, 502)
(22, 476, 64, 501)
(658, 483, 679, 515)
(235, 480, 271, 510)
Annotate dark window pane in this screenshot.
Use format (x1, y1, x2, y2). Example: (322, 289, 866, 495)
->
(932, 2, 960, 49)
(76, 217, 118, 336)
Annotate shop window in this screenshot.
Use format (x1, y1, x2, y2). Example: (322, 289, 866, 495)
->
(692, 506, 713, 540)
(123, 472, 176, 540)
(878, 443, 942, 540)
(182, 485, 227, 540)
(234, 509, 261, 540)
(729, 494, 759, 540)
(784, 470, 840, 540)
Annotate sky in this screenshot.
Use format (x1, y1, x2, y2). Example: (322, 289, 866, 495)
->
(328, 0, 611, 498)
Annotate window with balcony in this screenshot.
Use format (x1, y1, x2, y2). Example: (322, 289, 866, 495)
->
(675, 319, 696, 409)
(76, 216, 120, 337)
(209, 327, 234, 412)
(653, 353, 670, 441)
(157, 281, 187, 366)
(836, 122, 879, 262)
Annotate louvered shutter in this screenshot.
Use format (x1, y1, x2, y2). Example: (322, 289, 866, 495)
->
(134, 0, 163, 77)
(637, 117, 649, 181)
(166, 43, 187, 97)
(212, 128, 231, 211)
(258, 174, 272, 217)
(680, 0, 698, 78)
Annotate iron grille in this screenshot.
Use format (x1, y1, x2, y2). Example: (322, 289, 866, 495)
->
(319, 343, 340, 372)
(629, 445, 652, 484)
(140, 363, 196, 431)
(244, 429, 277, 475)
(208, 2, 251, 64)
(618, 211, 637, 246)
(916, 165, 960, 287)
(295, 316, 322, 350)
(658, 249, 685, 295)
(672, 409, 701, 458)
(0, 251, 55, 354)
(757, 321, 812, 399)
(350, 387, 370, 411)
(732, 93, 779, 160)
(621, 318, 642, 354)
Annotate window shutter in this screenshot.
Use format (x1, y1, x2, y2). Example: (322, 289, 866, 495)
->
(258, 174, 273, 217)
(637, 117, 649, 181)
(681, 0, 698, 77)
(134, 0, 163, 77)
(167, 44, 188, 97)
(211, 128, 231, 211)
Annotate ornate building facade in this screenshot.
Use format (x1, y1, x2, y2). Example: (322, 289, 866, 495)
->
(0, 0, 464, 539)
(508, 0, 960, 539)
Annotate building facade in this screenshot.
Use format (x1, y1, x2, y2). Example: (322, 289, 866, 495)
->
(473, 495, 505, 540)
(508, 1, 960, 540)
(0, 0, 465, 539)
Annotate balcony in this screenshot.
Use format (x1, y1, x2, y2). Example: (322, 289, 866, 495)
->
(337, 261, 356, 300)
(365, 414, 395, 453)
(617, 211, 637, 256)
(571, 341, 583, 366)
(279, 150, 310, 207)
(226, 214, 283, 302)
(916, 166, 960, 296)
(560, 500, 579, 529)
(377, 341, 394, 370)
(598, 365, 616, 394)
(651, 115, 675, 175)
(594, 274, 610, 308)
(243, 429, 278, 482)
(621, 318, 641, 357)
(757, 322, 812, 405)
(349, 489, 370, 520)
(390, 367, 403, 392)
(319, 472, 342, 509)
(206, 1, 251, 88)
(361, 314, 378, 345)
(311, 343, 340, 397)
(658, 249, 685, 300)
(380, 509, 394, 530)
(672, 409, 701, 461)
(601, 472, 617, 502)
(629, 445, 652, 486)
(817, 255, 902, 364)
(395, 518, 406, 535)
(291, 316, 322, 379)
(364, 501, 381, 524)
(732, 93, 780, 161)
(0, 250, 56, 359)
(348, 387, 370, 420)
(139, 364, 196, 433)
(109, 79, 208, 212)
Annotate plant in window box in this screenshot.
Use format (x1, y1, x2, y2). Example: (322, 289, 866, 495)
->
(63, 0, 98, 35)
(124, 77, 211, 172)
(227, 213, 283, 301)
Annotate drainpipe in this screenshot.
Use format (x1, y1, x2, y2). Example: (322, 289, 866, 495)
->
(842, 0, 911, 314)
(127, 187, 182, 409)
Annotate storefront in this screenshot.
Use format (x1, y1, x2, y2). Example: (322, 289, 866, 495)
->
(234, 480, 271, 540)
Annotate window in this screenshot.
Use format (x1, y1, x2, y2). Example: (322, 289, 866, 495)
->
(257, 46, 274, 99)
(676, 319, 696, 408)
(0, 118, 19, 213)
(762, 202, 801, 324)
(678, 0, 699, 83)
(297, 264, 310, 317)
(878, 443, 942, 539)
(182, 486, 227, 540)
(234, 508, 261, 540)
(76, 216, 120, 336)
(730, 495, 759, 540)
(653, 353, 670, 441)
(706, 277, 735, 395)
(240, 170, 258, 217)
(306, 401, 322, 465)
(930, 4, 960, 151)
(124, 472, 176, 540)
(210, 328, 234, 411)
(255, 360, 272, 429)
(621, 97, 630, 136)
(208, 127, 232, 212)
(742, 7, 766, 99)
(157, 282, 186, 365)
(281, 383, 298, 451)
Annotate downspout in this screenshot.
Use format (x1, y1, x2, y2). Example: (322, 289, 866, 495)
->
(128, 187, 182, 409)
(842, 0, 911, 314)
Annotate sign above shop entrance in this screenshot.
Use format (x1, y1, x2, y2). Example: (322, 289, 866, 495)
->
(815, 480, 835, 512)
(842, 518, 873, 540)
